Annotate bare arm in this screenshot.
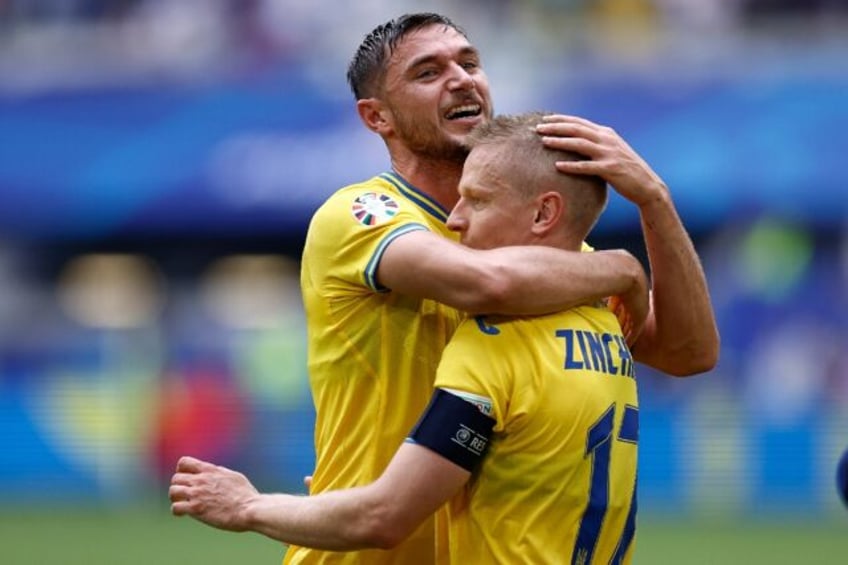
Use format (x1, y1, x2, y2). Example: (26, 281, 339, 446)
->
(537, 115, 719, 376)
(169, 446, 468, 551)
(626, 190, 718, 374)
(377, 229, 647, 318)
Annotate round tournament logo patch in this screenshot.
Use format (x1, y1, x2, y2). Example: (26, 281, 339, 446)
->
(351, 192, 399, 226)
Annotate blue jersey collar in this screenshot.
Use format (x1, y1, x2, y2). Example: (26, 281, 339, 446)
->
(379, 171, 450, 223)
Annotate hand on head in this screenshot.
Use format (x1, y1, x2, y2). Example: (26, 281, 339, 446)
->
(536, 115, 668, 209)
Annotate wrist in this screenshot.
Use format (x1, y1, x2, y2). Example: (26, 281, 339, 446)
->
(239, 493, 265, 532)
(638, 183, 673, 213)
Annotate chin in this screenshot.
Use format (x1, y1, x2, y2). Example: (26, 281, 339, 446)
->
(451, 118, 484, 134)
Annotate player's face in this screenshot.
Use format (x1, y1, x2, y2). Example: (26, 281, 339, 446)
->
(447, 146, 533, 249)
(380, 25, 493, 161)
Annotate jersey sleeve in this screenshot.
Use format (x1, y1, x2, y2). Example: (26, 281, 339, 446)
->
(305, 186, 431, 294)
(433, 317, 512, 432)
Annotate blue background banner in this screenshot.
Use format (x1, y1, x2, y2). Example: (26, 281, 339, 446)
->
(1, 60, 845, 239)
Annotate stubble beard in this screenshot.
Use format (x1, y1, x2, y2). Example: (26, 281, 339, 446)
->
(394, 114, 470, 165)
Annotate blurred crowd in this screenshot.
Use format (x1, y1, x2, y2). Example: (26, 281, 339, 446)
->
(3, 0, 847, 27)
(1, 0, 847, 92)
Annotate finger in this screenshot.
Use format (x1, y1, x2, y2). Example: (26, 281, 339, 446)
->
(176, 455, 199, 472)
(554, 159, 608, 176)
(540, 114, 600, 129)
(176, 456, 213, 473)
(170, 472, 195, 487)
(541, 135, 602, 157)
(620, 313, 632, 337)
(620, 317, 632, 337)
(607, 295, 620, 313)
(303, 475, 313, 490)
(538, 124, 602, 145)
(171, 501, 192, 517)
(625, 324, 639, 346)
(169, 484, 191, 503)
(615, 304, 631, 332)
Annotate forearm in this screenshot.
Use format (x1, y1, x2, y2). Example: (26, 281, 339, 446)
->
(632, 189, 719, 375)
(379, 231, 642, 316)
(244, 444, 460, 550)
(471, 247, 644, 316)
(243, 489, 391, 551)
(169, 451, 450, 552)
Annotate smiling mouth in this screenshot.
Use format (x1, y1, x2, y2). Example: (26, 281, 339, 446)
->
(445, 104, 482, 120)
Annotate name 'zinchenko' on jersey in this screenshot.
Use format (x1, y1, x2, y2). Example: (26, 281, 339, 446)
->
(556, 328, 636, 378)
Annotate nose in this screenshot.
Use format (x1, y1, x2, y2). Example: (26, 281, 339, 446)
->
(447, 63, 474, 92)
(446, 202, 467, 233)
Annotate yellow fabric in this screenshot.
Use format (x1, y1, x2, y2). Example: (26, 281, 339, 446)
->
(286, 172, 463, 565)
(435, 307, 639, 564)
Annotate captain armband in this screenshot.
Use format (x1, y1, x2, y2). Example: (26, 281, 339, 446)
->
(408, 388, 496, 472)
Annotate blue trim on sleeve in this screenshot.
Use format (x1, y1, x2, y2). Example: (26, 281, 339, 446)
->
(408, 388, 495, 472)
(364, 223, 429, 292)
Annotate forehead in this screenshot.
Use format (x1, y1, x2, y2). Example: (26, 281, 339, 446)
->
(460, 145, 508, 190)
(387, 25, 476, 72)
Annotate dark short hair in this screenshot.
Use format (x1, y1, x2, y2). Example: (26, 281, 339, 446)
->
(347, 13, 467, 100)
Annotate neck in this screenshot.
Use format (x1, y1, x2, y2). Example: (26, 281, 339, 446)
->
(543, 229, 585, 252)
(561, 232, 588, 252)
(390, 154, 465, 211)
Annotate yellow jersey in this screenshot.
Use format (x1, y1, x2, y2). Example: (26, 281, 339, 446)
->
(435, 307, 639, 564)
(287, 172, 464, 565)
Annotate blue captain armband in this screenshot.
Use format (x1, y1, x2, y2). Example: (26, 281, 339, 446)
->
(408, 388, 496, 472)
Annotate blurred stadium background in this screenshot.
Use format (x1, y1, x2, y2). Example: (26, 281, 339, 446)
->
(0, 0, 846, 563)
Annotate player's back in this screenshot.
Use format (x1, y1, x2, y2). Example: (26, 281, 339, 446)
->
(436, 306, 639, 564)
(287, 173, 462, 565)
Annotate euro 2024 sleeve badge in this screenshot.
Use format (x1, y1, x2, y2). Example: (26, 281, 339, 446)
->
(351, 192, 400, 226)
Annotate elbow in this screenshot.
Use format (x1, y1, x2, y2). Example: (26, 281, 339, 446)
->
(692, 327, 721, 374)
(698, 341, 721, 374)
(635, 322, 720, 377)
(664, 334, 721, 377)
(665, 355, 716, 378)
(364, 526, 409, 551)
(460, 265, 515, 315)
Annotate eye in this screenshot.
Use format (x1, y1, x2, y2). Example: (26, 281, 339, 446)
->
(416, 68, 438, 80)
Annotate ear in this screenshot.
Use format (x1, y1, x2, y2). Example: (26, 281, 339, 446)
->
(356, 98, 392, 135)
(530, 192, 563, 236)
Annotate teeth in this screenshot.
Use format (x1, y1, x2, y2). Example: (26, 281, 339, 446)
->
(446, 104, 481, 119)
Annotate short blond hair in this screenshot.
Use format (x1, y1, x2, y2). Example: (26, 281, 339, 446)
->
(466, 112, 608, 239)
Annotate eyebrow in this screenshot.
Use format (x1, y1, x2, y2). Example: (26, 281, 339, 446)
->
(406, 45, 480, 73)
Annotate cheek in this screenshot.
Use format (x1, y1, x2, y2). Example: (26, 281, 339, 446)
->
(489, 214, 525, 246)
(469, 216, 503, 246)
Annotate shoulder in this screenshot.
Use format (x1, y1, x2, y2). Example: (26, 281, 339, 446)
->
(313, 175, 395, 217)
(310, 175, 429, 230)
